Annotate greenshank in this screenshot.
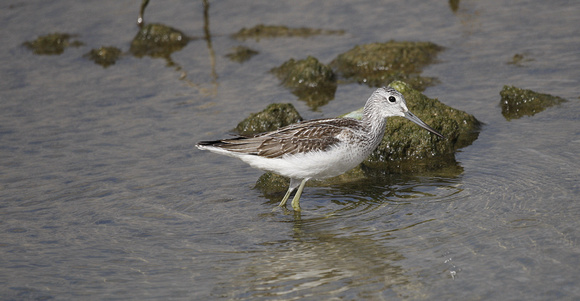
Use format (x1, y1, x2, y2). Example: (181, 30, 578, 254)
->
(197, 87, 444, 211)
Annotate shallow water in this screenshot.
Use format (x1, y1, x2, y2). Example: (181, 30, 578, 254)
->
(1, 0, 579, 300)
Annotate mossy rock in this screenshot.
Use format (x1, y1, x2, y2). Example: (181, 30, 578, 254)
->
(23, 33, 84, 55)
(84, 46, 122, 67)
(235, 103, 302, 136)
(449, 0, 461, 12)
(499, 85, 566, 120)
(272, 56, 336, 88)
(232, 24, 344, 41)
(271, 56, 337, 110)
(225, 46, 259, 63)
(130, 23, 190, 58)
(254, 172, 291, 196)
(506, 53, 534, 66)
(330, 41, 443, 90)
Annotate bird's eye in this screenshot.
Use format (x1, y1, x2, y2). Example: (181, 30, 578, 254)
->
(388, 96, 397, 103)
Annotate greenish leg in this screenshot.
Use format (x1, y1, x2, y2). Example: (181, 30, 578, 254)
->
(278, 178, 301, 208)
(291, 179, 308, 211)
(278, 188, 293, 207)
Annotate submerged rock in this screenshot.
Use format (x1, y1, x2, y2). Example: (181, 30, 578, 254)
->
(235, 103, 302, 136)
(130, 23, 190, 58)
(254, 172, 291, 196)
(271, 56, 337, 110)
(232, 24, 344, 41)
(225, 46, 259, 63)
(507, 53, 534, 66)
(330, 41, 443, 91)
(500, 85, 566, 120)
(23, 33, 84, 55)
(254, 81, 481, 194)
(449, 0, 461, 12)
(84, 46, 122, 67)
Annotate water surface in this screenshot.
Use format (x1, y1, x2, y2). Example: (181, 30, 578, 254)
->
(1, 0, 579, 299)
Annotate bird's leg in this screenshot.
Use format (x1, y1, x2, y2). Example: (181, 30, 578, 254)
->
(290, 178, 309, 211)
(278, 178, 301, 207)
(278, 188, 293, 207)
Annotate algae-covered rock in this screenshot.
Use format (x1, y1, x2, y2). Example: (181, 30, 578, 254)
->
(272, 56, 336, 89)
(235, 103, 302, 136)
(449, 0, 460, 12)
(255, 172, 290, 196)
(271, 56, 337, 110)
(507, 53, 534, 66)
(84, 46, 122, 67)
(330, 41, 443, 90)
(23, 33, 84, 55)
(232, 24, 344, 41)
(130, 23, 190, 58)
(500, 85, 566, 120)
(225, 46, 259, 63)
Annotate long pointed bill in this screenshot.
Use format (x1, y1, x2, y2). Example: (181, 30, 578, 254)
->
(404, 111, 446, 139)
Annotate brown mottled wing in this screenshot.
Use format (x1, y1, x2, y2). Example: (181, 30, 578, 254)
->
(199, 118, 363, 158)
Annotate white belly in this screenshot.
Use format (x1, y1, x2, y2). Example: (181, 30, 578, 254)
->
(238, 144, 373, 180)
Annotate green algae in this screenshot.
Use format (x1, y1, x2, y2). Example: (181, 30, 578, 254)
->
(225, 46, 259, 63)
(330, 41, 443, 91)
(84, 46, 122, 68)
(129, 23, 190, 59)
(271, 56, 337, 110)
(500, 85, 566, 120)
(235, 103, 303, 136)
(232, 24, 344, 41)
(23, 33, 84, 55)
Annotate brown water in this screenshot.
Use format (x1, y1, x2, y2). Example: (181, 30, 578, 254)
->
(1, 0, 579, 300)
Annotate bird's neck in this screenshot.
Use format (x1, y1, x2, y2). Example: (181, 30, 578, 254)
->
(362, 103, 387, 144)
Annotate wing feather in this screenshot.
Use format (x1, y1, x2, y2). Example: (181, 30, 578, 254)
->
(197, 118, 365, 158)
